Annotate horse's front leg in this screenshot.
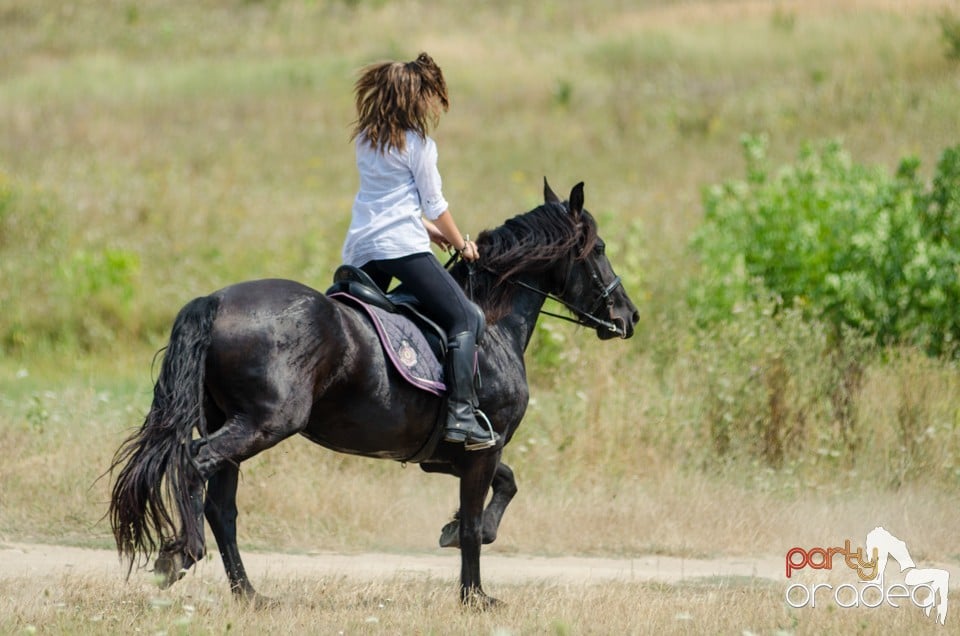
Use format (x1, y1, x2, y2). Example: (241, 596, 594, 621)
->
(479, 461, 517, 544)
(457, 449, 502, 609)
(438, 461, 518, 548)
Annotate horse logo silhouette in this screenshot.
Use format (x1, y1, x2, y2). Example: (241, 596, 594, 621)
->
(865, 526, 949, 625)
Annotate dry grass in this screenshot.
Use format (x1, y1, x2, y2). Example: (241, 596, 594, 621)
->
(0, 572, 954, 635)
(631, 0, 954, 26)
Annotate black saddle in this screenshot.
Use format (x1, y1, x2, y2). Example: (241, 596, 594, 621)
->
(326, 265, 450, 357)
(325, 265, 489, 463)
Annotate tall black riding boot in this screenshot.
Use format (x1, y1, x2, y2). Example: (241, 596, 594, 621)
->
(443, 331, 498, 450)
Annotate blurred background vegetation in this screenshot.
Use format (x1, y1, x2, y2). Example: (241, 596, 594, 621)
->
(2, 0, 960, 552)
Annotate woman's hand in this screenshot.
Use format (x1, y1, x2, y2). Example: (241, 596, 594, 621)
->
(459, 237, 479, 261)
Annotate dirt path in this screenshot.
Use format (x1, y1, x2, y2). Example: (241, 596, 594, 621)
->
(6, 542, 959, 591)
(1, 542, 788, 586)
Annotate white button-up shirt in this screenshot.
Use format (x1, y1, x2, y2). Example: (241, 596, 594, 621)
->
(342, 131, 449, 267)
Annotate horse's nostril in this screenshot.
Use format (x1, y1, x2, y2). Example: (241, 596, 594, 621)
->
(632, 311, 640, 324)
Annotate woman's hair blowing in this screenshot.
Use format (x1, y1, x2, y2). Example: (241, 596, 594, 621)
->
(351, 52, 449, 153)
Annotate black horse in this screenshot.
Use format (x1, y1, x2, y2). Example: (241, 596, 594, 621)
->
(109, 180, 638, 608)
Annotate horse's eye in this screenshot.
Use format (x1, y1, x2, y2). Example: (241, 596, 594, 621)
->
(595, 243, 605, 257)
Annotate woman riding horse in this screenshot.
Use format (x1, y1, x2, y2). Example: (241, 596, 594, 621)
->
(109, 179, 639, 608)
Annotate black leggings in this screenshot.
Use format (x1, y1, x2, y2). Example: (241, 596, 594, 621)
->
(361, 253, 482, 338)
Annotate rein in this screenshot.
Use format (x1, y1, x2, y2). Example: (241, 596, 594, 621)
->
(447, 252, 626, 338)
(510, 272, 624, 336)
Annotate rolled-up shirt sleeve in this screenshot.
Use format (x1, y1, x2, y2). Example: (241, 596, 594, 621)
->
(409, 136, 449, 220)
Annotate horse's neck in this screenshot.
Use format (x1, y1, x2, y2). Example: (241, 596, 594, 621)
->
(486, 280, 548, 353)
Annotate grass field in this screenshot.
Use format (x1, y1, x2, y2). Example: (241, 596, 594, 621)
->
(1, 573, 955, 635)
(2, 0, 960, 633)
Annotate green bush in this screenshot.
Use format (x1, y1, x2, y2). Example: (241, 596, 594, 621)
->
(673, 304, 871, 471)
(938, 9, 960, 62)
(689, 136, 960, 355)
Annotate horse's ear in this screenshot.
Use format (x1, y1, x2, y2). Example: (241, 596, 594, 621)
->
(544, 178, 562, 205)
(569, 182, 585, 217)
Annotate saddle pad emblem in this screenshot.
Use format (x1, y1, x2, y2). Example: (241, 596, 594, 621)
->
(397, 340, 418, 368)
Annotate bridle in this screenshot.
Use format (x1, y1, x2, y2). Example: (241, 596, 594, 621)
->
(452, 246, 627, 338)
(508, 249, 626, 337)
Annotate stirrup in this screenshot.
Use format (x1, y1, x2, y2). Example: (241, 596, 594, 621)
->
(444, 409, 498, 451)
(465, 410, 499, 451)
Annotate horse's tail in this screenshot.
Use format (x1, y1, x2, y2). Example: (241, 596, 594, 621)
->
(108, 294, 220, 575)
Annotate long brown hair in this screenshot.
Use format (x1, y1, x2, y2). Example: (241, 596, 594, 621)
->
(350, 52, 449, 153)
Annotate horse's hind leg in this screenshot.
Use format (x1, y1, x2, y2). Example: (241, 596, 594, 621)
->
(160, 394, 310, 598)
(154, 485, 205, 589)
(435, 461, 518, 548)
(204, 464, 277, 608)
(153, 401, 225, 589)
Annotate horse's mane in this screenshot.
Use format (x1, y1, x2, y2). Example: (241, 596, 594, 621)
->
(456, 201, 599, 323)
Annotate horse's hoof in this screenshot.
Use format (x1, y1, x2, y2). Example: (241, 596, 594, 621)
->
(461, 590, 503, 612)
(153, 552, 186, 590)
(241, 592, 280, 610)
(439, 520, 460, 548)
